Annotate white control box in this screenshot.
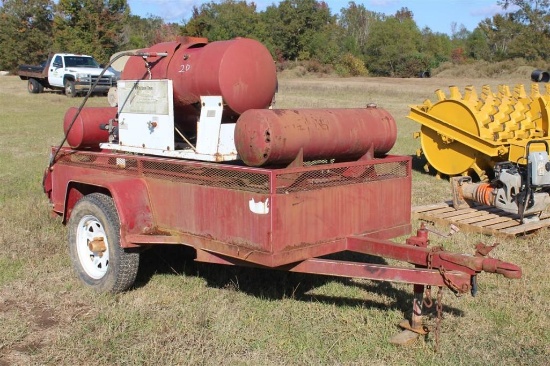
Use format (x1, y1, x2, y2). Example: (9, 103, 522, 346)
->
(117, 79, 175, 151)
(529, 151, 550, 186)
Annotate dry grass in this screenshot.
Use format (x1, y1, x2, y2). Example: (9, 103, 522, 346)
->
(0, 74, 549, 365)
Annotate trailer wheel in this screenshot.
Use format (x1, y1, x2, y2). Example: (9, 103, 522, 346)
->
(68, 193, 139, 293)
(28, 78, 40, 94)
(64, 79, 76, 97)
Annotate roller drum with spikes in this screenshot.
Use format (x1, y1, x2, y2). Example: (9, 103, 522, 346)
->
(408, 83, 550, 181)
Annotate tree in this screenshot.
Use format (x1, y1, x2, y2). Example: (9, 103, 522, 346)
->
(53, 0, 129, 63)
(261, 0, 338, 61)
(465, 28, 491, 60)
(338, 2, 381, 55)
(182, 0, 260, 41)
(120, 15, 174, 49)
(0, 0, 54, 71)
(496, 0, 550, 59)
(394, 7, 413, 22)
(498, 0, 550, 32)
(364, 16, 423, 76)
(473, 1, 550, 61)
(478, 14, 525, 60)
(419, 27, 452, 66)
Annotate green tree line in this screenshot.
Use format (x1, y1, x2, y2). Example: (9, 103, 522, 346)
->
(1, 0, 548, 76)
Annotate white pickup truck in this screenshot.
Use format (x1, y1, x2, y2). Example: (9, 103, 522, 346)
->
(18, 53, 118, 97)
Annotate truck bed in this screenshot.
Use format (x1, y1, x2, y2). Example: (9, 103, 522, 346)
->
(18, 64, 47, 79)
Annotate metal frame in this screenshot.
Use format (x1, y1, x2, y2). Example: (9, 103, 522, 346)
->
(44, 147, 522, 346)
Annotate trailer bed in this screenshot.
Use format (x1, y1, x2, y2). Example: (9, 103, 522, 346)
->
(48, 148, 413, 267)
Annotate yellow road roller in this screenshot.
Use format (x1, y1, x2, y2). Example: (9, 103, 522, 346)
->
(408, 83, 550, 181)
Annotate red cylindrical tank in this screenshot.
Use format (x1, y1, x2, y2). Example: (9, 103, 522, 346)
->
(122, 37, 277, 121)
(234, 107, 397, 167)
(64, 107, 117, 149)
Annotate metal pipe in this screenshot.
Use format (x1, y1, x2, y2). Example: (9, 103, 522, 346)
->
(531, 69, 550, 83)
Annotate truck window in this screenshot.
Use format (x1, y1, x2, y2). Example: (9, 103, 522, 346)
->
(53, 55, 63, 68)
(64, 56, 100, 68)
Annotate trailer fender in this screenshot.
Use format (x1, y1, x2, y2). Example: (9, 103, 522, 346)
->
(64, 177, 155, 248)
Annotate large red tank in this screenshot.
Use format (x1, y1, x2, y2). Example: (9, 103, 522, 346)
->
(234, 107, 397, 166)
(122, 36, 277, 124)
(63, 107, 117, 149)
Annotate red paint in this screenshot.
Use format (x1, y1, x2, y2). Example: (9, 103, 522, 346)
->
(63, 107, 117, 149)
(122, 37, 277, 127)
(45, 147, 522, 298)
(234, 108, 397, 166)
(49, 148, 411, 264)
(194, 249, 473, 289)
(346, 236, 521, 279)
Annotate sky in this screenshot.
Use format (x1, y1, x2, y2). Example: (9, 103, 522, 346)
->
(127, 0, 514, 35)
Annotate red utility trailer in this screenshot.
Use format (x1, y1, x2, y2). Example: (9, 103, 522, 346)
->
(43, 36, 521, 345)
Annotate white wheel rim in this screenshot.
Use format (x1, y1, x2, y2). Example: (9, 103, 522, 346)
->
(76, 215, 110, 279)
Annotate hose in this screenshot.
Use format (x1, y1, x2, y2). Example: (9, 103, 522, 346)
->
(48, 51, 168, 168)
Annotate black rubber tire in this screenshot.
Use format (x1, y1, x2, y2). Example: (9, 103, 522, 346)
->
(64, 79, 76, 97)
(68, 193, 139, 293)
(28, 78, 40, 94)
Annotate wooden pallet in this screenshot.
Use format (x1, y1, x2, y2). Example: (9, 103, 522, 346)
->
(412, 201, 550, 238)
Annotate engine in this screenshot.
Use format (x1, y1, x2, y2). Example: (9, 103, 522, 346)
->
(452, 142, 550, 222)
(63, 37, 397, 166)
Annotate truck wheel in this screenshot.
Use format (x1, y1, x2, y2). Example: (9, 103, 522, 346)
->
(68, 193, 139, 293)
(28, 78, 40, 94)
(64, 79, 76, 97)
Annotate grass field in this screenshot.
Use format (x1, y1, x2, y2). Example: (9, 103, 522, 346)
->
(0, 74, 549, 365)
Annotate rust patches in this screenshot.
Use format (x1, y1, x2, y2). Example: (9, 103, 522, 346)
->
(88, 237, 107, 254)
(141, 226, 173, 236)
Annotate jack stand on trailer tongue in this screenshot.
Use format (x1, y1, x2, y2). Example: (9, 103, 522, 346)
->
(389, 284, 429, 346)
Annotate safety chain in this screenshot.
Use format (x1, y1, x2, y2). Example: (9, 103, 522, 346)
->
(423, 249, 435, 308)
(427, 250, 434, 268)
(438, 266, 463, 295)
(435, 286, 444, 352)
(423, 285, 433, 308)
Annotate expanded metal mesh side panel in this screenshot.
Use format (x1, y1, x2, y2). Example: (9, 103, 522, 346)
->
(275, 159, 409, 193)
(140, 161, 271, 193)
(55, 150, 408, 194)
(56, 152, 140, 174)
(56, 150, 271, 193)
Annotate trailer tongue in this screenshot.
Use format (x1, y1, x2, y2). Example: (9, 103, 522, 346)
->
(43, 36, 521, 348)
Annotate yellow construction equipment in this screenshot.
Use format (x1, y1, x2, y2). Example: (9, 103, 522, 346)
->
(408, 83, 550, 181)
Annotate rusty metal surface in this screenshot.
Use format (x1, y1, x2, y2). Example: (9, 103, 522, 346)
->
(235, 108, 397, 166)
(63, 107, 116, 149)
(281, 258, 472, 288)
(50, 148, 412, 266)
(195, 249, 472, 288)
(88, 237, 106, 253)
(47, 147, 523, 306)
(121, 37, 277, 126)
(347, 235, 522, 280)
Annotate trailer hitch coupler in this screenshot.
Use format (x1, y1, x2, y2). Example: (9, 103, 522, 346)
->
(481, 258, 522, 279)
